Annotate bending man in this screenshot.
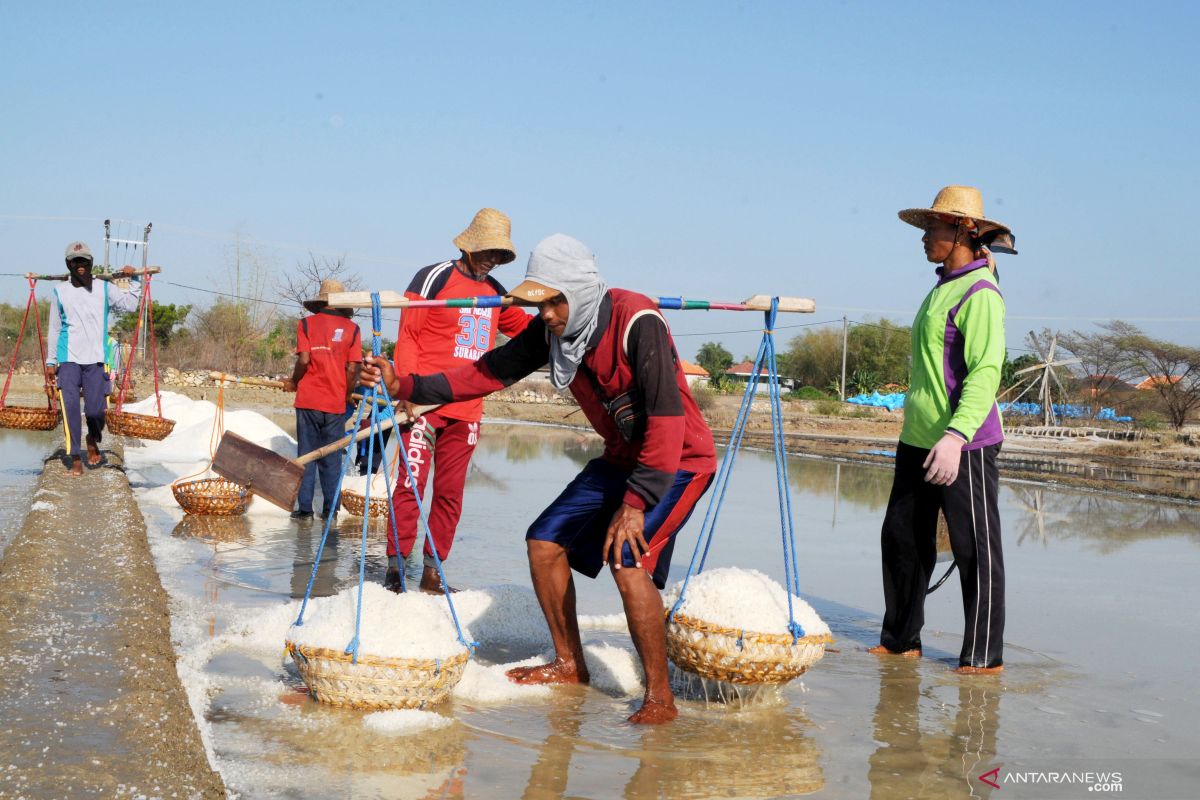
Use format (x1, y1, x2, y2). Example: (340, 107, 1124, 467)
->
(361, 234, 716, 723)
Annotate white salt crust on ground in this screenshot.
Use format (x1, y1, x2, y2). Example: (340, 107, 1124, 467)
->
(122, 392, 297, 517)
(454, 657, 553, 703)
(664, 567, 830, 637)
(362, 708, 453, 735)
(287, 583, 468, 661)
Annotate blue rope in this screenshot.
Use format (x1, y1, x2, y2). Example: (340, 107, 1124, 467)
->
(294, 396, 367, 629)
(667, 297, 807, 642)
(367, 294, 477, 656)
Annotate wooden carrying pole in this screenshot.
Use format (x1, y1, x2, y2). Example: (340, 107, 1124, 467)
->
(25, 267, 163, 282)
(323, 290, 816, 314)
(208, 371, 288, 390)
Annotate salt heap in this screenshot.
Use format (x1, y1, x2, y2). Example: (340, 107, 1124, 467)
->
(287, 583, 468, 661)
(665, 566, 830, 637)
(362, 708, 453, 736)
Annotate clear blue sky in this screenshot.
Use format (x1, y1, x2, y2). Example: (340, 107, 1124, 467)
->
(3, 0, 1197, 361)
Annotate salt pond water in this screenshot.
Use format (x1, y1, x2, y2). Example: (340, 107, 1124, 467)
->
(0, 428, 52, 560)
(113, 406, 1199, 799)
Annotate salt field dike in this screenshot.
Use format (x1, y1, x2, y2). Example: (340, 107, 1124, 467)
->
(0, 384, 1196, 799)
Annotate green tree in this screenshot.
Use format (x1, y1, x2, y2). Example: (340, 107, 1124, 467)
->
(113, 301, 192, 347)
(780, 319, 910, 395)
(695, 341, 733, 384)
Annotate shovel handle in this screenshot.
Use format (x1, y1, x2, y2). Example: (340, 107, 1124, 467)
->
(298, 404, 438, 465)
(209, 371, 288, 389)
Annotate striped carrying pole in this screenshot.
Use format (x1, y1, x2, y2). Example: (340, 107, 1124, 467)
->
(323, 290, 815, 314)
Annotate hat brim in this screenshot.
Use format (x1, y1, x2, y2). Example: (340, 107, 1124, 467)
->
(898, 207, 1012, 237)
(506, 279, 560, 306)
(452, 236, 517, 265)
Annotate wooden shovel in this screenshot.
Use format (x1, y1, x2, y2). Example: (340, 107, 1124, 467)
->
(211, 403, 436, 511)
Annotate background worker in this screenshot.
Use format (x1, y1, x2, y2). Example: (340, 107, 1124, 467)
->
(383, 208, 531, 593)
(361, 234, 717, 724)
(44, 242, 140, 476)
(871, 185, 1015, 674)
(282, 279, 362, 519)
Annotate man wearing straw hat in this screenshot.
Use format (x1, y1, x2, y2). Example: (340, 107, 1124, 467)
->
(282, 279, 362, 519)
(870, 185, 1015, 674)
(382, 208, 532, 593)
(44, 241, 140, 476)
(361, 234, 717, 724)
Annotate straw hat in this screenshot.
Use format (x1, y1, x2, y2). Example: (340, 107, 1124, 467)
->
(898, 185, 1016, 253)
(303, 278, 346, 312)
(452, 208, 516, 264)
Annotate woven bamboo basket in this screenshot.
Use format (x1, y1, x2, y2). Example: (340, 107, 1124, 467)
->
(173, 477, 250, 516)
(666, 612, 833, 685)
(339, 488, 389, 519)
(106, 410, 176, 440)
(285, 641, 468, 710)
(0, 405, 59, 431)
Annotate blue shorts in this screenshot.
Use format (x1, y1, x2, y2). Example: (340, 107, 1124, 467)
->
(526, 458, 713, 589)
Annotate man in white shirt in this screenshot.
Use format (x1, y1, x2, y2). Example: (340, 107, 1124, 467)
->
(44, 242, 140, 475)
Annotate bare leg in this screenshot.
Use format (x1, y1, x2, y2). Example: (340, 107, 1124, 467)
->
(507, 540, 590, 685)
(418, 564, 458, 594)
(868, 645, 922, 657)
(613, 566, 677, 724)
(85, 434, 101, 466)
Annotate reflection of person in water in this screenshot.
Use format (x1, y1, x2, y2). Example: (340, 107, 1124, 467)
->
(623, 712, 824, 799)
(868, 660, 999, 798)
(872, 186, 1014, 674)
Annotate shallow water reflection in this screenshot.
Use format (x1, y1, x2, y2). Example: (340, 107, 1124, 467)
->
(135, 422, 1198, 799)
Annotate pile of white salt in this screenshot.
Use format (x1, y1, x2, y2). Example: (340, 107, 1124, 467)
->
(286, 583, 467, 661)
(665, 567, 830, 637)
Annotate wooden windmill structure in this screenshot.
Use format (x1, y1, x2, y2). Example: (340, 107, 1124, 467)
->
(1004, 331, 1080, 426)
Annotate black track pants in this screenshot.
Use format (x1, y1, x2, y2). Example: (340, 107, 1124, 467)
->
(879, 442, 1005, 668)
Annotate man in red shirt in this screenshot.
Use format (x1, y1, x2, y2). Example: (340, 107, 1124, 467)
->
(283, 279, 362, 519)
(386, 208, 532, 592)
(361, 234, 717, 725)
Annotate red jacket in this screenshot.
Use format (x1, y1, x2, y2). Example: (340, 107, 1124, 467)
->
(394, 260, 532, 422)
(395, 289, 717, 509)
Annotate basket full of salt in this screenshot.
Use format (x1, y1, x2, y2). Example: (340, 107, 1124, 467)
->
(665, 567, 832, 686)
(286, 584, 469, 710)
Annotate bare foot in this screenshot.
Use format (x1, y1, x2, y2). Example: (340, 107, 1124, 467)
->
(85, 435, 101, 466)
(628, 696, 678, 725)
(953, 664, 1004, 675)
(867, 645, 921, 657)
(506, 657, 589, 685)
(68, 456, 83, 476)
(418, 565, 458, 594)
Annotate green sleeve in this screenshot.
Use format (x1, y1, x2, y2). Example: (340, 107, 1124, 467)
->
(948, 288, 1005, 440)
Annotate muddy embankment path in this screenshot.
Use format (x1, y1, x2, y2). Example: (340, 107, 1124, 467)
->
(0, 441, 224, 798)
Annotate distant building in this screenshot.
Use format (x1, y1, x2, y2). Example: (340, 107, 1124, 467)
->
(1080, 374, 1136, 397)
(723, 360, 792, 393)
(678, 358, 710, 388)
(1136, 374, 1182, 391)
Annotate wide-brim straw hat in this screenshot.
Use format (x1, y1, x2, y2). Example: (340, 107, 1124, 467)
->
(898, 185, 1016, 253)
(303, 278, 347, 312)
(453, 208, 516, 264)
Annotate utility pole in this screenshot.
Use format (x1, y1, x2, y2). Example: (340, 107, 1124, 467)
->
(840, 315, 849, 401)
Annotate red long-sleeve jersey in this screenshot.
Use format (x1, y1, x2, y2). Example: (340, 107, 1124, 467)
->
(394, 260, 532, 422)
(395, 289, 717, 510)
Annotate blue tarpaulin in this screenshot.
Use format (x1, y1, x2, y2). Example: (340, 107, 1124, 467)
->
(843, 392, 1134, 422)
(846, 391, 906, 411)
